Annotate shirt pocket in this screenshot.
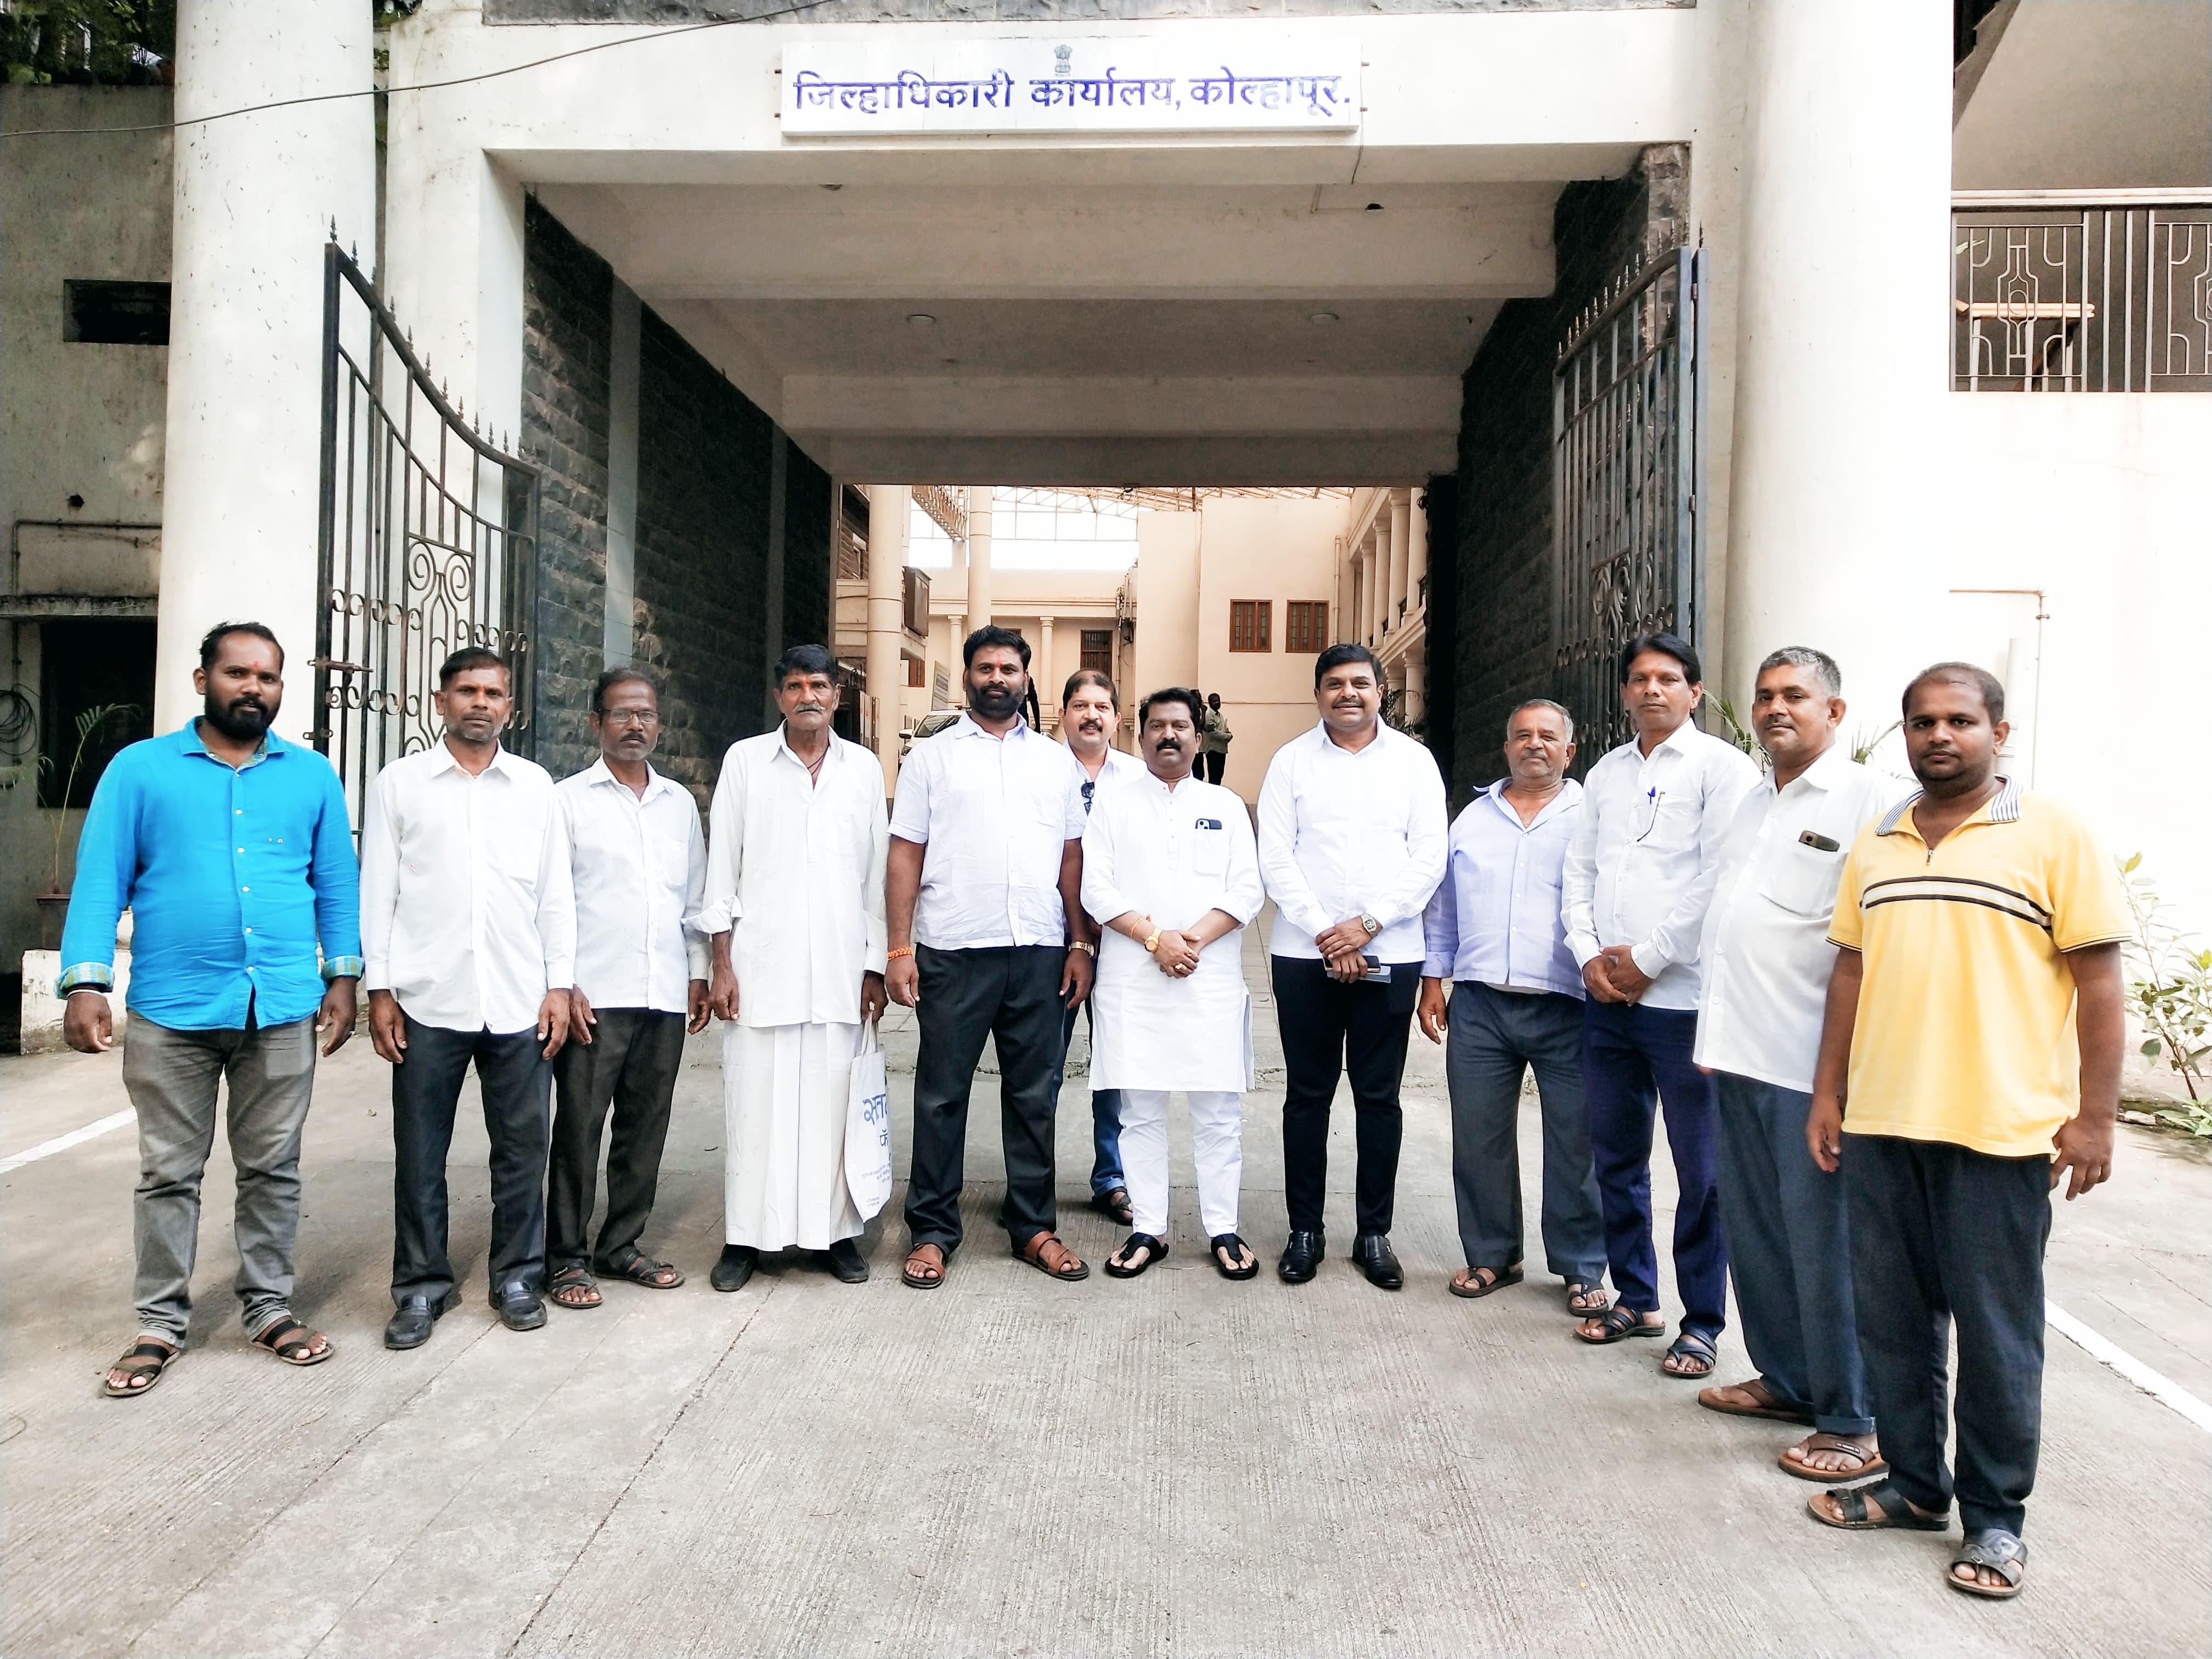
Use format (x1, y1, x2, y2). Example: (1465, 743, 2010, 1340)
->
(494, 826, 546, 891)
(1190, 824, 1229, 877)
(1760, 840, 1846, 919)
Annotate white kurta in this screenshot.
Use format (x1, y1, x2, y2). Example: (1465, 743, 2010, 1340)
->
(695, 729, 889, 1249)
(1080, 772, 1263, 1093)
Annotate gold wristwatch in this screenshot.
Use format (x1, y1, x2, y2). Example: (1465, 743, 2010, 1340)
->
(1143, 926, 1163, 953)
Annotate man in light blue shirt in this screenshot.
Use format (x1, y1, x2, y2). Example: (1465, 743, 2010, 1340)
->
(60, 623, 362, 1398)
(1418, 699, 1607, 1312)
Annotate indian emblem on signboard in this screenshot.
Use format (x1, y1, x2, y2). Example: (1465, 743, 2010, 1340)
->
(1053, 44, 1072, 75)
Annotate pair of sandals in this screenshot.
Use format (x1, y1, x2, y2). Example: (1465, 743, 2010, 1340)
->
(101, 1315, 332, 1400)
(1810, 1479, 2028, 1599)
(548, 1254, 686, 1309)
(901, 1230, 1091, 1289)
(1448, 1265, 1611, 1317)
(1104, 1232, 1258, 1280)
(1573, 1302, 1718, 1378)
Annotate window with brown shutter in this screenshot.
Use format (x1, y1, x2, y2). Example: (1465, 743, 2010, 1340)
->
(1229, 600, 1272, 652)
(1285, 601, 1330, 654)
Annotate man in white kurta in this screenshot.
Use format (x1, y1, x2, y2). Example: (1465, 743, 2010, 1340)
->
(694, 646, 889, 1290)
(1081, 689, 1265, 1279)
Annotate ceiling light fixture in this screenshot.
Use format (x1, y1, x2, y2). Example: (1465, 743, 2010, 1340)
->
(906, 313, 936, 326)
(1310, 311, 1339, 325)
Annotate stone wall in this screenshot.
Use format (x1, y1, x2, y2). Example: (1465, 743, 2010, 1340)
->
(1444, 143, 1686, 799)
(521, 195, 832, 798)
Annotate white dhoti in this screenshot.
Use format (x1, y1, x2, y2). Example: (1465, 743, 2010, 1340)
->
(722, 1020, 864, 1250)
(1119, 1089, 1243, 1239)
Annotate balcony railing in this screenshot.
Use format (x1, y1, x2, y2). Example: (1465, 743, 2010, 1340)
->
(1953, 191, 2212, 392)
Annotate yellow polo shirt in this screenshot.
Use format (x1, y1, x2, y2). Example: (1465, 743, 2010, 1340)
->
(1826, 781, 2128, 1158)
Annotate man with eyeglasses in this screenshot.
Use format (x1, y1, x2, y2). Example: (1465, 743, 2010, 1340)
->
(541, 667, 710, 1311)
(1561, 631, 1758, 1381)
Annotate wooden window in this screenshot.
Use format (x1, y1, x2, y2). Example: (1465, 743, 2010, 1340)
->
(1285, 600, 1329, 654)
(1229, 600, 1272, 652)
(906, 656, 927, 689)
(1080, 629, 1113, 675)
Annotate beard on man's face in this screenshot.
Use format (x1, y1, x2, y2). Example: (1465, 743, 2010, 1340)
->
(970, 680, 1022, 718)
(204, 689, 276, 741)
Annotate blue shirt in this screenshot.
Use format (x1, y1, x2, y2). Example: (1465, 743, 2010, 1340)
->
(1420, 778, 1585, 998)
(58, 722, 364, 1030)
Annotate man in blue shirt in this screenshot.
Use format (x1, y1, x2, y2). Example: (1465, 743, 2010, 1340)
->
(60, 622, 362, 1398)
(1418, 699, 1607, 1313)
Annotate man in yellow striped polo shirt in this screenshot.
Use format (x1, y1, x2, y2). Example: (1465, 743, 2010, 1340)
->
(1799, 662, 2127, 1602)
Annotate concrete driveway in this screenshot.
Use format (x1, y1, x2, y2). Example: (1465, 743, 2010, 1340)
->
(5, 918, 2208, 1657)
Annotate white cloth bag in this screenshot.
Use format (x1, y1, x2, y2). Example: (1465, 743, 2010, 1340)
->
(842, 1020, 892, 1221)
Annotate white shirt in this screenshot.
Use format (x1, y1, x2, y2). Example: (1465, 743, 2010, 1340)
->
(1256, 720, 1449, 966)
(1693, 747, 1910, 1091)
(696, 729, 889, 1029)
(1069, 742, 1145, 816)
(1081, 770, 1262, 1093)
(1560, 720, 1760, 1012)
(890, 713, 1087, 951)
(558, 758, 709, 1015)
(1421, 780, 1586, 998)
(360, 742, 576, 1034)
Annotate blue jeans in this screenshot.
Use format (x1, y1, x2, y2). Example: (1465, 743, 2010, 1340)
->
(1714, 1071, 1873, 1434)
(1057, 997, 1125, 1197)
(1581, 1000, 1727, 1338)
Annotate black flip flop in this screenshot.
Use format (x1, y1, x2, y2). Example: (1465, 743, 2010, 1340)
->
(1563, 1277, 1609, 1316)
(1210, 1233, 1259, 1280)
(1948, 1529, 2027, 1598)
(1573, 1304, 1664, 1345)
(1091, 1187, 1135, 1227)
(548, 1266, 603, 1310)
(1806, 1479, 1950, 1532)
(1104, 1232, 1168, 1279)
(100, 1338, 178, 1398)
(251, 1316, 335, 1365)
(1450, 1263, 1523, 1300)
(1661, 1329, 1719, 1379)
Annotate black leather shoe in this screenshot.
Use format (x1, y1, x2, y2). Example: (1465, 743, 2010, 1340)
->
(823, 1239, 870, 1284)
(494, 1278, 547, 1331)
(1352, 1233, 1404, 1290)
(711, 1244, 759, 1293)
(1278, 1230, 1326, 1284)
(383, 1287, 461, 1350)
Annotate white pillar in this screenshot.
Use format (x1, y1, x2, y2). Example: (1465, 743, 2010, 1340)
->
(155, 0, 375, 738)
(1406, 647, 1427, 724)
(865, 485, 909, 796)
(1369, 526, 1390, 643)
(1389, 490, 1412, 625)
(1724, 0, 1951, 729)
(1406, 488, 1430, 613)
(1037, 615, 1057, 727)
(964, 487, 995, 651)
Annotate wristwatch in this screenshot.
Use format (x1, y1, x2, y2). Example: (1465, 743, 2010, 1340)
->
(1360, 913, 1381, 936)
(1143, 926, 1164, 953)
(1068, 940, 1096, 957)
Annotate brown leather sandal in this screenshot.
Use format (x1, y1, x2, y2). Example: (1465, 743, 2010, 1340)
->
(101, 1338, 179, 1398)
(902, 1242, 949, 1290)
(251, 1316, 334, 1366)
(1697, 1375, 1816, 1425)
(1016, 1231, 1088, 1282)
(1780, 1432, 1886, 1484)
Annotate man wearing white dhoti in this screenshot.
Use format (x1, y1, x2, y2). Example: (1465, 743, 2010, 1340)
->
(1082, 688, 1265, 1281)
(696, 644, 889, 1291)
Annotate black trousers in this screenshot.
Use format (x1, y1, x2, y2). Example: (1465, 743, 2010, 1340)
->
(546, 1007, 687, 1274)
(1200, 751, 1228, 786)
(1271, 955, 1420, 1235)
(1846, 1133, 2052, 1536)
(390, 1022, 552, 1305)
(905, 944, 1069, 1251)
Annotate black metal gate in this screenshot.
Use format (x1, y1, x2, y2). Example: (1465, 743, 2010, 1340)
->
(313, 241, 539, 828)
(1552, 245, 1705, 765)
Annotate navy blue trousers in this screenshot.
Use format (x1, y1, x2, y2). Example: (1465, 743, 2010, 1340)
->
(1581, 1000, 1727, 1338)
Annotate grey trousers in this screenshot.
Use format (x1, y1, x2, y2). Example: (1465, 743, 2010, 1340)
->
(121, 1013, 319, 1345)
(1445, 983, 1605, 1282)
(1714, 1071, 1874, 1435)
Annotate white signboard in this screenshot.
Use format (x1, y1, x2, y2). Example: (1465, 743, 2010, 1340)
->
(780, 35, 1361, 137)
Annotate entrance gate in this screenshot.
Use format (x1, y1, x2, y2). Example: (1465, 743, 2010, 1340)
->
(313, 241, 540, 828)
(1551, 246, 1706, 764)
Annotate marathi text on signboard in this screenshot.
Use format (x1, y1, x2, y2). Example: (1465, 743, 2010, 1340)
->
(780, 36, 1362, 137)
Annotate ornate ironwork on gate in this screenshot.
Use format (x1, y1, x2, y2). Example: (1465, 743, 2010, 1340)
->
(1552, 245, 1705, 768)
(313, 241, 539, 829)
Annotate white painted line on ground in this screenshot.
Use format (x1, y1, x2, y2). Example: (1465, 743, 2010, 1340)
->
(2048, 1297, 2212, 1435)
(0, 1109, 135, 1173)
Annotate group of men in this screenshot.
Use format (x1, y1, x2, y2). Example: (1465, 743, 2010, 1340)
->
(59, 613, 2124, 1605)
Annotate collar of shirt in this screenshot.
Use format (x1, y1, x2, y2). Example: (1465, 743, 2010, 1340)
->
(1877, 775, 2022, 842)
(950, 711, 1035, 745)
(177, 721, 283, 770)
(1482, 775, 1581, 832)
(424, 740, 521, 781)
(770, 727, 848, 775)
(1764, 742, 1852, 802)
(1308, 717, 1391, 758)
(579, 754, 683, 803)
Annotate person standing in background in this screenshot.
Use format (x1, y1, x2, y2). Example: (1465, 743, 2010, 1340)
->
(1199, 692, 1233, 787)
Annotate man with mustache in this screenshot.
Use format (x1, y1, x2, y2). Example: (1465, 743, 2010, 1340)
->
(1562, 633, 1758, 1380)
(362, 647, 575, 1348)
(696, 644, 889, 1291)
(1257, 643, 1448, 1289)
(1691, 649, 1907, 1485)
(1083, 688, 1264, 1280)
(887, 627, 1098, 1289)
(1056, 668, 1142, 1227)
(62, 623, 361, 1397)
(542, 667, 711, 1311)
(1803, 663, 2126, 1602)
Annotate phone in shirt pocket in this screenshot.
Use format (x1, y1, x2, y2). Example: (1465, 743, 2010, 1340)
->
(1190, 818, 1228, 876)
(1760, 833, 1847, 918)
